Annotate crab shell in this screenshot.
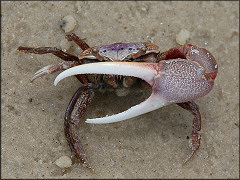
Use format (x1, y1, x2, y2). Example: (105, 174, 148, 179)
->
(54, 44, 218, 124)
(78, 42, 160, 61)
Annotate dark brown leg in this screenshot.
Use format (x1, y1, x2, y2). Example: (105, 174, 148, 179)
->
(18, 47, 79, 62)
(65, 83, 96, 168)
(66, 33, 90, 51)
(177, 101, 201, 165)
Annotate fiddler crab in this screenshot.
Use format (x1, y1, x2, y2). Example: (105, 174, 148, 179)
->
(18, 33, 218, 168)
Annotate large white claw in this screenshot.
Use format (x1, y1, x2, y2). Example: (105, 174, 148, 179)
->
(54, 62, 158, 86)
(54, 62, 169, 124)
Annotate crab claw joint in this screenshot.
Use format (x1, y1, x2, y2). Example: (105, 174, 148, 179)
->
(54, 59, 216, 124)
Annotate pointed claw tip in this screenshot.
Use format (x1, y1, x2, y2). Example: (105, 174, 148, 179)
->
(85, 118, 109, 124)
(85, 119, 95, 124)
(53, 79, 59, 86)
(54, 76, 61, 86)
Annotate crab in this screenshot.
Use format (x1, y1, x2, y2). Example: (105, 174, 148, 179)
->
(18, 33, 218, 168)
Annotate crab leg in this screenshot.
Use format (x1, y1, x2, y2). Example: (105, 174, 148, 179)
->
(65, 84, 95, 168)
(18, 47, 79, 61)
(177, 101, 201, 164)
(65, 33, 90, 50)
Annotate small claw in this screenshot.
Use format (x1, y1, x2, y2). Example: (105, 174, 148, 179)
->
(31, 61, 79, 82)
(31, 65, 53, 82)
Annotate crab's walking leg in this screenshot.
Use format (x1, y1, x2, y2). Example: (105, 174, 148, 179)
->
(18, 47, 79, 61)
(65, 84, 95, 168)
(66, 33, 90, 50)
(177, 101, 201, 164)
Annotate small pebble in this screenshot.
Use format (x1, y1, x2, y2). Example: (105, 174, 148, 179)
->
(176, 29, 190, 45)
(60, 15, 77, 33)
(55, 156, 72, 168)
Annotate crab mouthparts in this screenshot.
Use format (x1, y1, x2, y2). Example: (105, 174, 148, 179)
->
(54, 62, 169, 124)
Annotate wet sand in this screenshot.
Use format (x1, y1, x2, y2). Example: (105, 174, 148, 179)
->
(1, 1, 239, 178)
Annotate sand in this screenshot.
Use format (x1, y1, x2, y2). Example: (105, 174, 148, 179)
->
(1, 1, 239, 178)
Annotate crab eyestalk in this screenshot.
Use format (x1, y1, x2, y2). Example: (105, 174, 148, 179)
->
(54, 45, 217, 124)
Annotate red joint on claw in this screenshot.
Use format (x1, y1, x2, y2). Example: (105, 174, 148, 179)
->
(205, 72, 217, 80)
(161, 47, 187, 60)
